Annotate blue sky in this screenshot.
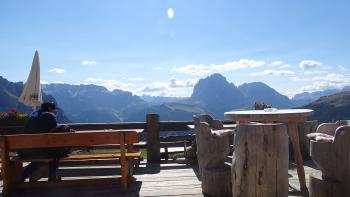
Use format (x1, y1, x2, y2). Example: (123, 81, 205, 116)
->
(1, 0, 349, 97)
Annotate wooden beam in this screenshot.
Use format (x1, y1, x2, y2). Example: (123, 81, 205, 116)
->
(159, 121, 193, 131)
(6, 131, 138, 149)
(67, 122, 146, 131)
(0, 137, 11, 197)
(146, 114, 160, 163)
(15, 152, 141, 163)
(120, 133, 127, 192)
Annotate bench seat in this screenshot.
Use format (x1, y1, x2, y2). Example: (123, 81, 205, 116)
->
(0, 130, 140, 197)
(15, 152, 141, 162)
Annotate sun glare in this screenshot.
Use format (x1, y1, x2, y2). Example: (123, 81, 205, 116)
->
(167, 8, 174, 19)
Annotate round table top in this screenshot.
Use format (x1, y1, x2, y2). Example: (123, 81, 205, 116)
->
(224, 109, 313, 122)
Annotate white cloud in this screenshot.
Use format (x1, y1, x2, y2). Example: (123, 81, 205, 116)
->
(172, 64, 210, 76)
(338, 65, 348, 71)
(251, 70, 295, 77)
(49, 68, 66, 74)
(40, 80, 48, 84)
(137, 78, 198, 97)
(269, 61, 284, 67)
(172, 59, 266, 76)
(153, 66, 164, 71)
(304, 70, 327, 75)
(299, 60, 323, 70)
(139, 82, 168, 93)
(129, 77, 144, 81)
(81, 60, 97, 66)
(311, 74, 346, 82)
(51, 81, 65, 84)
(84, 77, 135, 92)
(293, 73, 350, 94)
(280, 64, 291, 68)
(289, 76, 310, 82)
(83, 77, 197, 97)
(268, 61, 292, 69)
(169, 78, 198, 88)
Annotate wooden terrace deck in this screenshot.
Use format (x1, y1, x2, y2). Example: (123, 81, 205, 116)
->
(0, 159, 318, 197)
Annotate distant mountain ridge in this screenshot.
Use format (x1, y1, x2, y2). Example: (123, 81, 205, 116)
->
(5, 74, 348, 123)
(140, 95, 187, 104)
(292, 86, 350, 106)
(189, 74, 246, 118)
(238, 82, 294, 108)
(302, 91, 350, 122)
(121, 103, 206, 122)
(0, 76, 70, 123)
(187, 74, 295, 119)
(42, 83, 145, 123)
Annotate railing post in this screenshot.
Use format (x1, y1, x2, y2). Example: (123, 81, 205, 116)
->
(146, 114, 160, 163)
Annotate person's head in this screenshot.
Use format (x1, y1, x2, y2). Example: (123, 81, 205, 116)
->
(40, 102, 57, 114)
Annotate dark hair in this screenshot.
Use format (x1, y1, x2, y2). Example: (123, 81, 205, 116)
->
(41, 102, 56, 112)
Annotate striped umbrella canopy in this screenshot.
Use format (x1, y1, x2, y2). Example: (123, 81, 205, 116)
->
(19, 50, 43, 109)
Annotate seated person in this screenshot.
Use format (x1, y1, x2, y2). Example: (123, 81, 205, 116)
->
(18, 102, 71, 182)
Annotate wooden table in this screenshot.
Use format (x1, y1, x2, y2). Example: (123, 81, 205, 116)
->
(225, 109, 313, 197)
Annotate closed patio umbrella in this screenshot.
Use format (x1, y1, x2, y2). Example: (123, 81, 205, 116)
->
(19, 50, 43, 109)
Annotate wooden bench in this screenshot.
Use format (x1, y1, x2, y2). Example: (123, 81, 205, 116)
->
(0, 130, 141, 197)
(160, 135, 194, 160)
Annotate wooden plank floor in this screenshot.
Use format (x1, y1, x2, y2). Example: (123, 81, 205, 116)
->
(288, 160, 319, 196)
(0, 160, 318, 197)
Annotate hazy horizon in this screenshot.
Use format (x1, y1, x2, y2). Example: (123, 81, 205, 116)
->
(1, 1, 349, 97)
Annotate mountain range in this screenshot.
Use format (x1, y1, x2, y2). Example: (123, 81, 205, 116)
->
(188, 74, 294, 118)
(292, 86, 350, 106)
(302, 91, 350, 122)
(1, 74, 349, 123)
(42, 84, 145, 122)
(0, 76, 70, 123)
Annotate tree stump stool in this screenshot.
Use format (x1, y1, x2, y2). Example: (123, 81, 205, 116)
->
(232, 123, 289, 197)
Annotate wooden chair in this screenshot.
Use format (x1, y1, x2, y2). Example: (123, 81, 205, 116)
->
(310, 120, 350, 196)
(193, 114, 233, 197)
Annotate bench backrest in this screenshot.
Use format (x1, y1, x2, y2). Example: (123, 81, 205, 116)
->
(0, 131, 139, 150)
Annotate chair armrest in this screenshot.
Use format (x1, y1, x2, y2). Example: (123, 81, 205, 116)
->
(334, 126, 350, 143)
(211, 120, 224, 129)
(316, 123, 338, 135)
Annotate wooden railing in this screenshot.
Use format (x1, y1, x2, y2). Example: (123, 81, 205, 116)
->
(0, 114, 235, 164)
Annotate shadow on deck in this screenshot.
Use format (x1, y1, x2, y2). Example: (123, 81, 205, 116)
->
(1, 159, 318, 197)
